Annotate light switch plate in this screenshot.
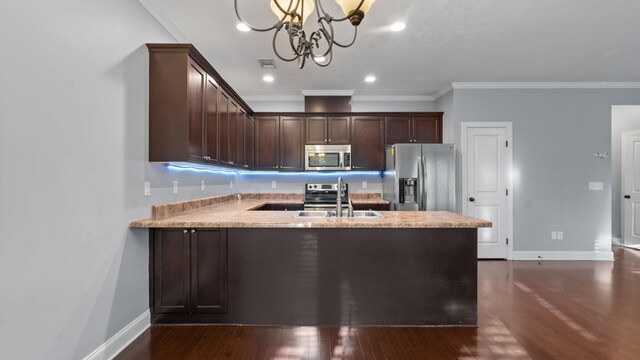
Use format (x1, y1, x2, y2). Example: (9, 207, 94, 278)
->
(173, 181, 178, 194)
(552, 231, 558, 240)
(144, 182, 151, 196)
(201, 180, 205, 191)
(589, 182, 604, 191)
(557, 231, 564, 240)
(362, 181, 368, 189)
(271, 181, 277, 189)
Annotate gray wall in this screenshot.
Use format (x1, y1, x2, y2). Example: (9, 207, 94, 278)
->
(450, 89, 640, 253)
(611, 106, 640, 239)
(0, 1, 234, 359)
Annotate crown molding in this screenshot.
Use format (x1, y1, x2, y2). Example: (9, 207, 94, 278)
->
(352, 95, 434, 102)
(432, 84, 454, 101)
(451, 82, 640, 90)
(138, 0, 189, 42)
(243, 95, 303, 102)
(301, 90, 355, 96)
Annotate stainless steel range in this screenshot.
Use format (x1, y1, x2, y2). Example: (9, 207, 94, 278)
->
(304, 183, 349, 210)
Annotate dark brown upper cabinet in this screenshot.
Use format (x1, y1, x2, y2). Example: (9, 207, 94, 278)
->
(147, 44, 252, 166)
(255, 116, 304, 171)
(305, 116, 350, 145)
(152, 229, 227, 316)
(386, 114, 443, 144)
(279, 116, 305, 171)
(204, 75, 219, 162)
(413, 115, 441, 143)
(237, 108, 246, 168)
(253, 116, 280, 170)
(244, 115, 253, 169)
(351, 116, 385, 171)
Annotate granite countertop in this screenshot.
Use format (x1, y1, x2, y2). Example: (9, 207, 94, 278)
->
(130, 193, 491, 229)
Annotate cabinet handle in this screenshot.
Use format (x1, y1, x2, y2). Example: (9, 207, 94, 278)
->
(183, 230, 188, 234)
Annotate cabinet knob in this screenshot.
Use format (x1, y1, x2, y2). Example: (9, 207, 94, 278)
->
(191, 229, 196, 233)
(183, 230, 188, 233)
(329, 139, 332, 142)
(469, 197, 476, 202)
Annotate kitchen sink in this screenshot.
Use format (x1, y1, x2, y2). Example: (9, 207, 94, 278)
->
(294, 210, 383, 218)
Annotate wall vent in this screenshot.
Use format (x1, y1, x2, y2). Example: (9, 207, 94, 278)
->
(258, 58, 276, 69)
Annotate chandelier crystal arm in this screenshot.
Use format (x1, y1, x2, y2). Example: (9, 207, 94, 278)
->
(332, 25, 358, 48)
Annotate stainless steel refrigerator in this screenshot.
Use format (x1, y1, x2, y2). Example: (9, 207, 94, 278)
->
(383, 144, 456, 212)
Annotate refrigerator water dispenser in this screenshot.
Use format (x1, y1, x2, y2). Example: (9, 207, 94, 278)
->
(399, 178, 418, 204)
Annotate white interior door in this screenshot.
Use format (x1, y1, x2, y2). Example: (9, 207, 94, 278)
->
(463, 124, 512, 259)
(622, 130, 640, 249)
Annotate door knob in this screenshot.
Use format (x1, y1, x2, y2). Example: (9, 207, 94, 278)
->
(624, 195, 631, 199)
(469, 197, 475, 202)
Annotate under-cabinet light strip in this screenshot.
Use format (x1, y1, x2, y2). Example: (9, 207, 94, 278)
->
(167, 163, 383, 177)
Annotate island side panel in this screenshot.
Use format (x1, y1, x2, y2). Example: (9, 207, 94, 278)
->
(227, 228, 477, 326)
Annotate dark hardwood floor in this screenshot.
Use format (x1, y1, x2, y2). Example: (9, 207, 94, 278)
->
(116, 246, 640, 359)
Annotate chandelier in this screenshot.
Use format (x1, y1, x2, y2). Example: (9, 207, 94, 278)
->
(234, 0, 376, 68)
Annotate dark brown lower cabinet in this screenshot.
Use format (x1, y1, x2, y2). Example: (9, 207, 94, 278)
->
(352, 203, 390, 211)
(152, 229, 227, 315)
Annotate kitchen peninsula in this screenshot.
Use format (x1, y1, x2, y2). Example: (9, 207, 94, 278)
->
(131, 194, 491, 326)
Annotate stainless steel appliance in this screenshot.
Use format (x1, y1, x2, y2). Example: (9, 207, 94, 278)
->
(304, 182, 348, 210)
(383, 144, 456, 211)
(305, 145, 351, 171)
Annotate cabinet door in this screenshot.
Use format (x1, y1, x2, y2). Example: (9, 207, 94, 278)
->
(153, 230, 190, 314)
(187, 59, 205, 159)
(237, 109, 246, 167)
(190, 230, 228, 314)
(254, 116, 280, 170)
(328, 117, 350, 144)
(204, 75, 219, 161)
(218, 92, 230, 162)
(228, 102, 238, 165)
(386, 116, 412, 144)
(245, 116, 253, 169)
(351, 116, 385, 171)
(306, 117, 328, 144)
(414, 115, 441, 143)
(280, 116, 305, 171)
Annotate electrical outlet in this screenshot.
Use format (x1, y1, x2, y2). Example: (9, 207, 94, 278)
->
(362, 181, 368, 189)
(144, 182, 151, 196)
(201, 180, 205, 191)
(230, 181, 233, 189)
(551, 232, 558, 240)
(173, 181, 179, 194)
(271, 181, 277, 189)
(557, 231, 564, 240)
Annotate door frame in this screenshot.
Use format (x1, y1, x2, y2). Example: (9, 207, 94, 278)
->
(461, 122, 514, 260)
(621, 129, 640, 247)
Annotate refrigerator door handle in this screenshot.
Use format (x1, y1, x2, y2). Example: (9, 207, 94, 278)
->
(423, 156, 428, 211)
(417, 156, 424, 211)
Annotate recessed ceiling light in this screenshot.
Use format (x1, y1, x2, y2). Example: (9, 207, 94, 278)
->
(390, 22, 406, 32)
(263, 75, 275, 83)
(236, 23, 251, 32)
(365, 75, 376, 83)
(314, 56, 326, 63)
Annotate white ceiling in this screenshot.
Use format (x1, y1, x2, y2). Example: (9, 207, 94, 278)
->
(143, 0, 640, 97)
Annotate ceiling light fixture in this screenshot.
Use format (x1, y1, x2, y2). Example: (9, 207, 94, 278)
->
(390, 22, 406, 32)
(234, 0, 377, 69)
(236, 22, 251, 32)
(365, 75, 376, 83)
(263, 75, 275, 82)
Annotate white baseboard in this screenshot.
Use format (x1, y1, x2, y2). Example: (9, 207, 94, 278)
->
(612, 237, 622, 245)
(513, 251, 614, 261)
(83, 310, 150, 360)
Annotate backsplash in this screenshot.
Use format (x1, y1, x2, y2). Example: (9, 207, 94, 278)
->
(235, 173, 383, 194)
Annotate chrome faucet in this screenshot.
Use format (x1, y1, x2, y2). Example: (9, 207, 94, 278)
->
(348, 199, 354, 217)
(336, 176, 343, 217)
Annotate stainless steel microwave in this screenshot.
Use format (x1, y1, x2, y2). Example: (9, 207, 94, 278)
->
(305, 145, 352, 171)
